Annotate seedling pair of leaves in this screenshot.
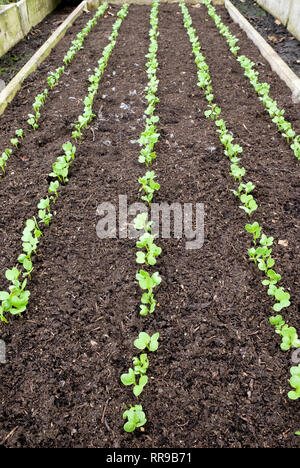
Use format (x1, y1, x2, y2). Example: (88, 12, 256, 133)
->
(33, 91, 47, 113)
(11, 129, 23, 149)
(204, 104, 221, 121)
(233, 181, 255, 201)
(268, 286, 291, 312)
(288, 365, 300, 400)
(47, 66, 65, 89)
(230, 163, 246, 183)
(0, 268, 30, 320)
(136, 234, 162, 267)
(10, 137, 19, 149)
(270, 316, 300, 351)
(225, 143, 243, 160)
(27, 113, 39, 131)
(239, 193, 258, 217)
(121, 354, 149, 397)
(22, 218, 41, 259)
(219, 132, 233, 150)
(18, 218, 41, 277)
(38, 197, 52, 227)
(248, 245, 273, 267)
(135, 214, 162, 266)
(136, 271, 161, 316)
(139, 171, 160, 205)
(48, 180, 60, 203)
(291, 137, 300, 160)
(49, 156, 70, 184)
(134, 332, 160, 352)
(123, 404, 147, 433)
(63, 142, 76, 161)
(245, 221, 261, 244)
(138, 127, 160, 148)
(121, 368, 148, 397)
(0, 148, 12, 174)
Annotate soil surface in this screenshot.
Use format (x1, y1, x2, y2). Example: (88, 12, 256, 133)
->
(230, 0, 300, 77)
(0, 3, 299, 448)
(0, 4, 76, 85)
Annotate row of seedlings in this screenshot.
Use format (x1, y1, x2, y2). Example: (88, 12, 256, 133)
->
(179, 0, 300, 420)
(0, 4, 130, 324)
(121, 0, 162, 433)
(202, 0, 300, 162)
(0, 2, 109, 178)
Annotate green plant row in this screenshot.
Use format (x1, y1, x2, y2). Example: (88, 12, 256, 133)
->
(121, 0, 161, 433)
(202, 0, 300, 162)
(0, 4, 129, 324)
(179, 0, 300, 411)
(0, 2, 109, 178)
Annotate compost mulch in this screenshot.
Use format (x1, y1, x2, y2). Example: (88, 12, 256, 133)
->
(0, 3, 299, 448)
(0, 4, 79, 85)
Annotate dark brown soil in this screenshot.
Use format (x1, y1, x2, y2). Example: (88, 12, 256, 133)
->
(230, 0, 300, 77)
(0, 3, 299, 448)
(0, 4, 77, 84)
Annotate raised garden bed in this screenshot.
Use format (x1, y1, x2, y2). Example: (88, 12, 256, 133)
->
(230, 0, 300, 77)
(0, 0, 299, 449)
(0, 3, 76, 85)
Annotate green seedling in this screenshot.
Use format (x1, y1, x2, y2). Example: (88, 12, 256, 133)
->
(132, 353, 149, 375)
(138, 171, 160, 205)
(22, 219, 40, 259)
(121, 368, 148, 397)
(260, 233, 274, 248)
(230, 164, 245, 182)
(248, 245, 272, 265)
(268, 286, 291, 312)
(134, 212, 152, 233)
(123, 405, 147, 433)
(245, 222, 262, 245)
(0, 268, 30, 318)
(134, 212, 161, 267)
(288, 365, 300, 400)
(204, 104, 221, 120)
(48, 180, 60, 202)
(269, 315, 300, 351)
(136, 270, 161, 316)
(0, 149, 12, 174)
(10, 138, 19, 149)
(225, 143, 243, 160)
(27, 114, 38, 131)
(18, 253, 34, 279)
(239, 193, 257, 217)
(282, 128, 295, 144)
(232, 181, 254, 198)
(262, 269, 282, 288)
(136, 270, 161, 291)
(136, 234, 162, 266)
(291, 137, 300, 160)
(16, 129, 24, 140)
(49, 156, 70, 184)
(134, 332, 160, 352)
(72, 129, 82, 143)
(38, 197, 52, 226)
(62, 142, 76, 161)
